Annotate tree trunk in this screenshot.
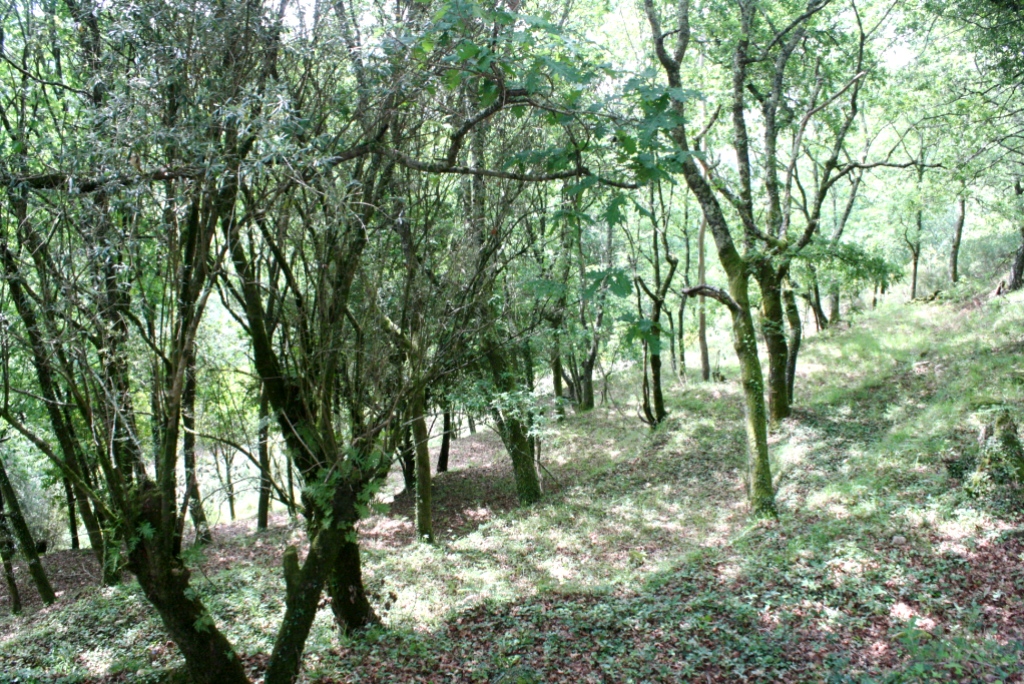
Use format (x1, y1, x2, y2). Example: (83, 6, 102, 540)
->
(1009, 225, 1024, 292)
(697, 217, 710, 381)
(265, 486, 364, 684)
(758, 268, 791, 424)
(806, 265, 827, 331)
(399, 424, 415, 494)
(130, 536, 248, 684)
(728, 277, 777, 518)
(63, 476, 79, 550)
(641, 344, 655, 425)
(910, 249, 920, 301)
(0, 458, 55, 604)
(467, 412, 476, 435)
(411, 388, 433, 542)
(265, 540, 334, 684)
(485, 343, 542, 505)
(437, 407, 452, 473)
(783, 287, 801, 406)
(182, 357, 211, 545)
(577, 344, 598, 412)
(676, 295, 687, 379)
(667, 309, 677, 376)
(0, 506, 21, 614)
(650, 333, 667, 424)
(1008, 182, 1024, 292)
(286, 457, 297, 519)
(950, 196, 965, 284)
(493, 409, 541, 505)
(551, 349, 566, 421)
(827, 288, 840, 326)
(257, 390, 271, 531)
(0, 239, 115, 583)
(224, 453, 236, 521)
(327, 539, 379, 635)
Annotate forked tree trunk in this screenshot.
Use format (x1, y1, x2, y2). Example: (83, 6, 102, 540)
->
(493, 410, 541, 505)
(130, 539, 248, 684)
(485, 343, 542, 505)
(327, 539, 379, 635)
(266, 486, 368, 684)
(645, 0, 775, 518)
(0, 458, 55, 604)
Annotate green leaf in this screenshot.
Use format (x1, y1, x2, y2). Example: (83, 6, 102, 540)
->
(444, 69, 463, 91)
(667, 87, 701, 103)
(457, 41, 480, 61)
(480, 81, 500, 107)
(584, 267, 632, 300)
(605, 194, 628, 227)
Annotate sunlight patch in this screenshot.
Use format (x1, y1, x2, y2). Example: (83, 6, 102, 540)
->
(890, 601, 937, 631)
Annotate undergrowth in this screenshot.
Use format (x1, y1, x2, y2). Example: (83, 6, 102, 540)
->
(1, 292, 1022, 683)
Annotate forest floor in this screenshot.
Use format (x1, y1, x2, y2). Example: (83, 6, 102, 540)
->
(1, 290, 1023, 683)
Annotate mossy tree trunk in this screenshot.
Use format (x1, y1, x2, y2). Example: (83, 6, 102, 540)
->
(327, 539, 379, 635)
(130, 488, 248, 684)
(645, 0, 776, 517)
(728, 276, 778, 518)
(485, 342, 542, 505)
(758, 265, 791, 424)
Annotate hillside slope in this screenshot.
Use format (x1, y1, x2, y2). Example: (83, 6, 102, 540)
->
(1, 294, 1022, 683)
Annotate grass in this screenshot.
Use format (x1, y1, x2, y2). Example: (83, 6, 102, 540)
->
(1, 292, 1023, 683)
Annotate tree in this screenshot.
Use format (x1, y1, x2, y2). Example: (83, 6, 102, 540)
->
(642, 0, 777, 517)
(0, 453, 54, 604)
